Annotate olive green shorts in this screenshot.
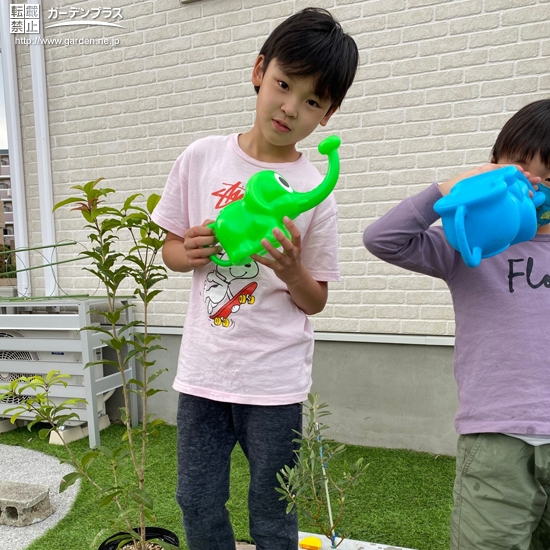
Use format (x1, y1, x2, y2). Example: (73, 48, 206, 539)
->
(451, 433, 550, 550)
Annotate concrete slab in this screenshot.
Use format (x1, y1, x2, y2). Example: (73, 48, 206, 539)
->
(0, 481, 54, 526)
(299, 532, 414, 550)
(235, 533, 414, 550)
(0, 444, 79, 550)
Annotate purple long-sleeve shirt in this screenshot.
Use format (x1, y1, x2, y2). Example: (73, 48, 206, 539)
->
(363, 183, 550, 436)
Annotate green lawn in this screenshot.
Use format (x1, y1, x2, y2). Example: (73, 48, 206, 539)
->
(0, 423, 455, 550)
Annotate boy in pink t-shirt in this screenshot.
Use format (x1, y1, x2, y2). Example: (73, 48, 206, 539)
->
(152, 8, 358, 550)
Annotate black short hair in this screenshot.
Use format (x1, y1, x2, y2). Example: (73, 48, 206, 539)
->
(254, 7, 358, 109)
(492, 99, 550, 166)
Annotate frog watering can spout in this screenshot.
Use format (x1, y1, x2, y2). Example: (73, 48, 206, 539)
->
(209, 135, 341, 267)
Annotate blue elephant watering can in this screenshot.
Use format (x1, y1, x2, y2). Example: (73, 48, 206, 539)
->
(434, 166, 545, 268)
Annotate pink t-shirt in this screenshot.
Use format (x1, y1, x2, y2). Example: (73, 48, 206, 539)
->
(152, 134, 340, 405)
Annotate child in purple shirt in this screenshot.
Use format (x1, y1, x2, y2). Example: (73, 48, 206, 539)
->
(364, 99, 550, 549)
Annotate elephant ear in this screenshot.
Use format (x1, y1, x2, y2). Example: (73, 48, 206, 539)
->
(244, 171, 287, 214)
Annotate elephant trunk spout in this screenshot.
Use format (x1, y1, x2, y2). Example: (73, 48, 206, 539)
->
(293, 135, 341, 216)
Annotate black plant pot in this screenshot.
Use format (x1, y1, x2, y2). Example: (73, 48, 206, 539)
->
(98, 526, 180, 550)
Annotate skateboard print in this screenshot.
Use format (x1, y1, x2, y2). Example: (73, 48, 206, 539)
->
(209, 282, 257, 328)
(203, 255, 259, 328)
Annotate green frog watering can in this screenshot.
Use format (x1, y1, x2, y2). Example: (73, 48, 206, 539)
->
(208, 135, 341, 267)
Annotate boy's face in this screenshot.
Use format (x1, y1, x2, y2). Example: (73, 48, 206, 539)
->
(498, 153, 550, 234)
(251, 56, 336, 151)
(497, 153, 550, 187)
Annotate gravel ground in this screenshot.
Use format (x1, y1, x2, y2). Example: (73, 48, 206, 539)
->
(0, 443, 79, 550)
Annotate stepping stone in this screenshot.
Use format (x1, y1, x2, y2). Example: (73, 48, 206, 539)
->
(0, 481, 54, 526)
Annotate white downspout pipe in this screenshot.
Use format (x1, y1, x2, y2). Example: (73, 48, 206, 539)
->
(28, 0, 57, 296)
(0, 2, 31, 297)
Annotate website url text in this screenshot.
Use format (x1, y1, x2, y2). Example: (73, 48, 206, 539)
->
(14, 36, 120, 47)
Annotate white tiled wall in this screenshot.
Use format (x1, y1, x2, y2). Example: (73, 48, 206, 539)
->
(16, 0, 550, 332)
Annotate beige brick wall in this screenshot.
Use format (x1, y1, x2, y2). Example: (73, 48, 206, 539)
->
(15, 0, 550, 332)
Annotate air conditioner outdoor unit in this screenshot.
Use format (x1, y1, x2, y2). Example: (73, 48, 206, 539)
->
(0, 329, 113, 443)
(0, 298, 137, 448)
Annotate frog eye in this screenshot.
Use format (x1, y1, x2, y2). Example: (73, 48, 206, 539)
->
(275, 173, 293, 193)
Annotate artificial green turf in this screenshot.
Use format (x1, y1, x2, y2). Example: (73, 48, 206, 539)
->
(0, 423, 455, 550)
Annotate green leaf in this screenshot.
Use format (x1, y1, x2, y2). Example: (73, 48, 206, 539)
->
(112, 447, 131, 461)
(52, 196, 84, 212)
(147, 369, 167, 385)
(129, 488, 153, 509)
(28, 418, 48, 430)
(98, 491, 120, 508)
(142, 507, 156, 523)
(80, 450, 99, 471)
(147, 193, 161, 213)
(107, 531, 134, 549)
(148, 418, 165, 429)
(5, 409, 25, 423)
(143, 288, 164, 304)
(96, 445, 114, 460)
(45, 370, 71, 385)
(54, 413, 84, 427)
(106, 337, 124, 351)
(38, 428, 52, 440)
(123, 193, 142, 211)
(60, 472, 81, 492)
(85, 359, 120, 370)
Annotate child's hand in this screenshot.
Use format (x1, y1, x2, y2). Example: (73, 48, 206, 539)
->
(252, 217, 328, 314)
(183, 220, 219, 268)
(439, 164, 502, 196)
(439, 163, 542, 196)
(251, 217, 304, 285)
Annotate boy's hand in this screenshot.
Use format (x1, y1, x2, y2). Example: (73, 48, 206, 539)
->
(251, 217, 304, 285)
(439, 163, 542, 196)
(183, 220, 219, 268)
(252, 217, 328, 315)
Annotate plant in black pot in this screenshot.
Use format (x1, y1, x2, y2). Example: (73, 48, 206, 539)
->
(1, 178, 178, 550)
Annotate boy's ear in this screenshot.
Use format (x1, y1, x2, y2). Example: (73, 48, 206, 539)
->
(319, 105, 338, 127)
(252, 55, 266, 87)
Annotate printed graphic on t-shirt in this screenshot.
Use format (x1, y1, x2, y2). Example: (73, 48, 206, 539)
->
(204, 255, 258, 328)
(508, 257, 550, 292)
(211, 181, 245, 209)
